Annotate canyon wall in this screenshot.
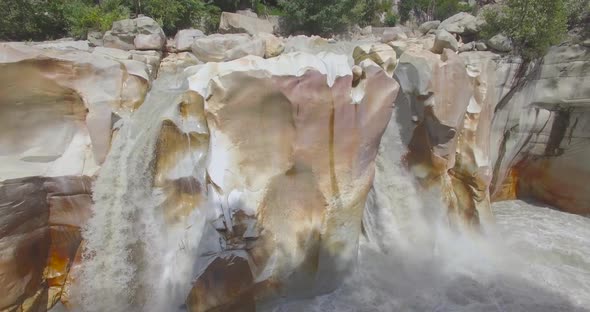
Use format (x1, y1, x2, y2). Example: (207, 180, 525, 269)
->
(0, 42, 151, 311)
(0, 28, 588, 311)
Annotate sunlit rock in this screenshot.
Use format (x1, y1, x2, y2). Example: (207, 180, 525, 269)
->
(219, 12, 274, 36)
(393, 47, 474, 225)
(174, 29, 205, 52)
(353, 43, 397, 76)
(258, 33, 285, 58)
(104, 16, 165, 51)
(0, 176, 92, 311)
(491, 44, 590, 215)
(184, 52, 399, 309)
(191, 34, 265, 62)
(432, 29, 459, 54)
(0, 43, 150, 179)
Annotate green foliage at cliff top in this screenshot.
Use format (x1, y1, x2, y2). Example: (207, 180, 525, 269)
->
(482, 0, 569, 60)
(278, 0, 393, 36)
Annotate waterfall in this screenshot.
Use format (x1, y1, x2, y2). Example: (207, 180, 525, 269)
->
(271, 113, 590, 312)
(76, 71, 207, 312)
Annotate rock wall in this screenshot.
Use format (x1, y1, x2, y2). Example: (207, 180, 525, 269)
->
(183, 53, 399, 310)
(490, 44, 590, 215)
(0, 42, 150, 311)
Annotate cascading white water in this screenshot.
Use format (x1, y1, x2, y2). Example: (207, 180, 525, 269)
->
(270, 119, 590, 312)
(71, 51, 590, 312)
(76, 70, 208, 312)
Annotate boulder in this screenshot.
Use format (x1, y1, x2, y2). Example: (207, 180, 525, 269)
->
(159, 52, 201, 76)
(475, 41, 488, 51)
(258, 33, 285, 58)
(236, 9, 258, 18)
(353, 43, 397, 76)
(92, 46, 132, 60)
(361, 25, 373, 36)
(104, 16, 166, 51)
(438, 12, 479, 35)
(191, 34, 265, 62)
(87, 31, 103, 47)
(174, 29, 205, 52)
(432, 29, 458, 54)
(219, 12, 274, 36)
(381, 27, 408, 43)
(103, 30, 135, 50)
(487, 34, 513, 52)
(134, 33, 166, 50)
(458, 41, 475, 52)
(419, 20, 441, 34)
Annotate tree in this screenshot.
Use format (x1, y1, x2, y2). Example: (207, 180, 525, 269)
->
(483, 0, 568, 60)
(278, 0, 386, 36)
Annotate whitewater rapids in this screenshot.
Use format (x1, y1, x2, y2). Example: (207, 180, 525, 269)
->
(270, 199, 590, 312)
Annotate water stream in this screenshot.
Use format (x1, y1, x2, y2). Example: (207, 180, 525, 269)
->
(73, 55, 590, 312)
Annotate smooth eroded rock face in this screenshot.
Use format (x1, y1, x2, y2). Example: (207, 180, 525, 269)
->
(0, 43, 150, 180)
(191, 34, 265, 62)
(184, 52, 399, 310)
(491, 44, 590, 215)
(393, 47, 477, 226)
(0, 176, 92, 311)
(0, 41, 152, 311)
(174, 29, 206, 52)
(219, 12, 274, 36)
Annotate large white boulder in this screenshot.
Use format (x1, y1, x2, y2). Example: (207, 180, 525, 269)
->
(438, 12, 479, 35)
(191, 34, 265, 62)
(219, 12, 274, 35)
(174, 29, 205, 52)
(104, 16, 166, 51)
(432, 29, 459, 54)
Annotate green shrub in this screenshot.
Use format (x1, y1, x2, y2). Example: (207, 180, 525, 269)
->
(433, 0, 473, 20)
(140, 0, 221, 35)
(63, 0, 130, 38)
(566, 0, 590, 27)
(0, 0, 68, 41)
(254, 1, 285, 16)
(278, 0, 388, 36)
(384, 12, 399, 26)
(398, 0, 431, 23)
(482, 0, 568, 60)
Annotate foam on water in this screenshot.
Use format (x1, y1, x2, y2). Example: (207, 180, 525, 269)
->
(270, 121, 590, 312)
(76, 71, 207, 312)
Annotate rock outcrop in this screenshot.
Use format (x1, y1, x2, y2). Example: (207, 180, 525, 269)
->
(432, 29, 459, 54)
(191, 34, 265, 62)
(419, 20, 441, 34)
(0, 42, 151, 310)
(182, 52, 399, 310)
(219, 12, 274, 36)
(487, 34, 513, 52)
(438, 12, 479, 36)
(174, 29, 206, 52)
(490, 44, 590, 215)
(0, 176, 91, 311)
(103, 16, 166, 51)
